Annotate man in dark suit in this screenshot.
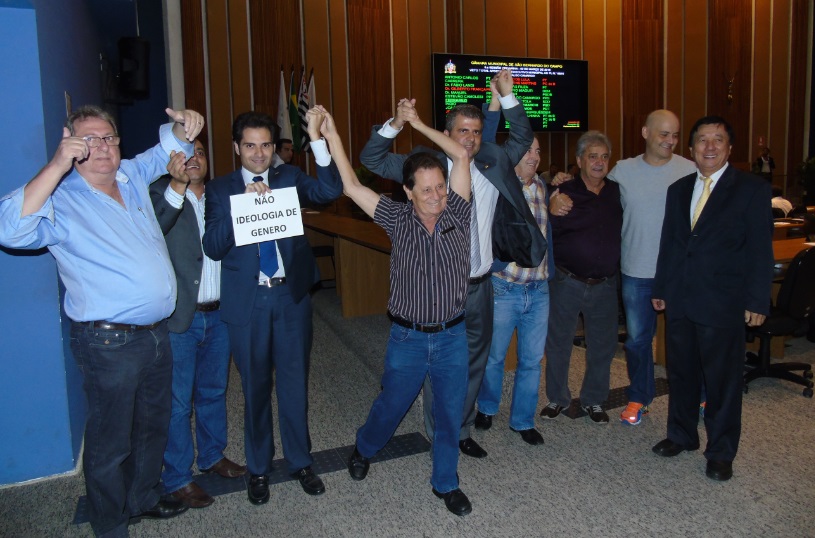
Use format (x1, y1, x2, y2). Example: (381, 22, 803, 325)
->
(150, 139, 246, 509)
(202, 112, 342, 504)
(360, 69, 544, 459)
(651, 115, 773, 481)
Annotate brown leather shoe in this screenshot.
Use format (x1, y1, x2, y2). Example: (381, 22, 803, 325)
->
(168, 482, 214, 508)
(201, 457, 247, 478)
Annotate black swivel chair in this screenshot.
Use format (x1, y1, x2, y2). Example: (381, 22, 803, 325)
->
(772, 207, 787, 219)
(744, 247, 815, 397)
(312, 244, 336, 288)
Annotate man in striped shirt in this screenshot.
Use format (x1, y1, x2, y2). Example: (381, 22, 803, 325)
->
(316, 104, 474, 516)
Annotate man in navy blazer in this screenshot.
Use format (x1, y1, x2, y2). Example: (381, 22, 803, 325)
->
(651, 116, 773, 481)
(150, 139, 247, 508)
(202, 111, 342, 504)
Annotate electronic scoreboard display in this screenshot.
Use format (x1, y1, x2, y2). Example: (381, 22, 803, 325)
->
(431, 53, 589, 132)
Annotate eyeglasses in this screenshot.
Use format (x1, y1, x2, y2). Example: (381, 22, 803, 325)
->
(82, 135, 120, 148)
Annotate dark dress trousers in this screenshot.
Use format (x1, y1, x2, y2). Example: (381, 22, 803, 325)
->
(653, 165, 773, 461)
(202, 162, 342, 474)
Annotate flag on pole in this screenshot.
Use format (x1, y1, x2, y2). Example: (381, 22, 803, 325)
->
(289, 67, 302, 151)
(276, 68, 292, 141)
(298, 68, 315, 152)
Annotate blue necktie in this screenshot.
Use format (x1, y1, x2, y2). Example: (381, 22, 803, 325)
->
(253, 176, 279, 277)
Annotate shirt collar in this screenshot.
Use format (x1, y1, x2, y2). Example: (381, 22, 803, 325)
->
(241, 168, 269, 185)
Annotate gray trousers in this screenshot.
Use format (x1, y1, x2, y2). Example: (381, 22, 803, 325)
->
(544, 269, 619, 408)
(423, 277, 493, 441)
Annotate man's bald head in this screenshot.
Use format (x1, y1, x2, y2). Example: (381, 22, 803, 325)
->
(642, 109, 681, 165)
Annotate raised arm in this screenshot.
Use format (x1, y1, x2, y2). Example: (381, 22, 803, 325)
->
(21, 128, 88, 217)
(314, 107, 381, 219)
(404, 106, 470, 202)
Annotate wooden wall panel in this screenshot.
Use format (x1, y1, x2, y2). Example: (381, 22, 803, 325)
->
(768, 1, 791, 174)
(405, 0, 433, 147)
(391, 0, 412, 156)
(461, 0, 486, 54)
(176, 0, 810, 188)
(606, 0, 622, 159)
(752, 0, 772, 160)
(665, 0, 684, 123)
(430, 0, 446, 55)
(621, 0, 663, 159)
(205, 0, 235, 176)
(484, 0, 526, 55)
(527, 0, 550, 57)
(348, 0, 393, 164)
(583, 0, 605, 132)
(180, 0, 207, 154)
(548, 0, 566, 173)
(708, 0, 752, 164)
(787, 0, 810, 183)
(682, 0, 707, 152)
(563, 0, 583, 166)
(446, 0, 462, 53)
(326, 1, 351, 155)
(248, 1, 301, 122)
(228, 1, 251, 119)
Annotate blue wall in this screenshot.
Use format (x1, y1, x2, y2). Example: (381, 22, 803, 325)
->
(0, 0, 169, 485)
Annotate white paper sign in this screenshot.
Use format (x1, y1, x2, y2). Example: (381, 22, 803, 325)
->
(229, 187, 303, 246)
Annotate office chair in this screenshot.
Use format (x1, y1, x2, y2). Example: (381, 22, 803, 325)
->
(788, 205, 808, 219)
(312, 244, 336, 288)
(772, 207, 786, 219)
(744, 246, 815, 397)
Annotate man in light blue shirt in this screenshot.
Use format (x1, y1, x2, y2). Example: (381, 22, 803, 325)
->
(0, 105, 203, 537)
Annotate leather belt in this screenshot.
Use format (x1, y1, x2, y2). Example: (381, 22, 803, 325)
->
(196, 301, 220, 312)
(468, 273, 491, 285)
(388, 312, 465, 334)
(83, 320, 162, 332)
(259, 277, 287, 287)
(556, 266, 608, 286)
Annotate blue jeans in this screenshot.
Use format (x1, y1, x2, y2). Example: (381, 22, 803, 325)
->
(70, 320, 172, 538)
(621, 274, 657, 405)
(477, 277, 549, 430)
(162, 309, 231, 493)
(357, 322, 468, 493)
(545, 269, 619, 407)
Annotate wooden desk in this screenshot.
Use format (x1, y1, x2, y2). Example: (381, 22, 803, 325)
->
(773, 237, 812, 263)
(303, 211, 392, 318)
(773, 220, 804, 240)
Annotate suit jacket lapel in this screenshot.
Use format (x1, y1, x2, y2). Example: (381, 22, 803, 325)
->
(229, 170, 245, 196)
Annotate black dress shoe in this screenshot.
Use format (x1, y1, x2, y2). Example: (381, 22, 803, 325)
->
(474, 411, 492, 431)
(706, 459, 733, 481)
(290, 466, 325, 495)
(652, 438, 697, 457)
(131, 496, 189, 522)
(248, 474, 270, 505)
(458, 437, 487, 458)
(432, 487, 472, 516)
(347, 446, 370, 481)
(513, 428, 544, 446)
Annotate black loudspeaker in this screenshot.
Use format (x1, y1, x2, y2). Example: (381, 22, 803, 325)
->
(118, 37, 150, 99)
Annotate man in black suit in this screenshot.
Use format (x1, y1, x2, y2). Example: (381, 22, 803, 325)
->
(360, 69, 545, 459)
(651, 116, 773, 481)
(202, 112, 342, 504)
(150, 139, 246, 509)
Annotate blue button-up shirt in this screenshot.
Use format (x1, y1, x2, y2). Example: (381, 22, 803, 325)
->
(0, 123, 193, 324)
